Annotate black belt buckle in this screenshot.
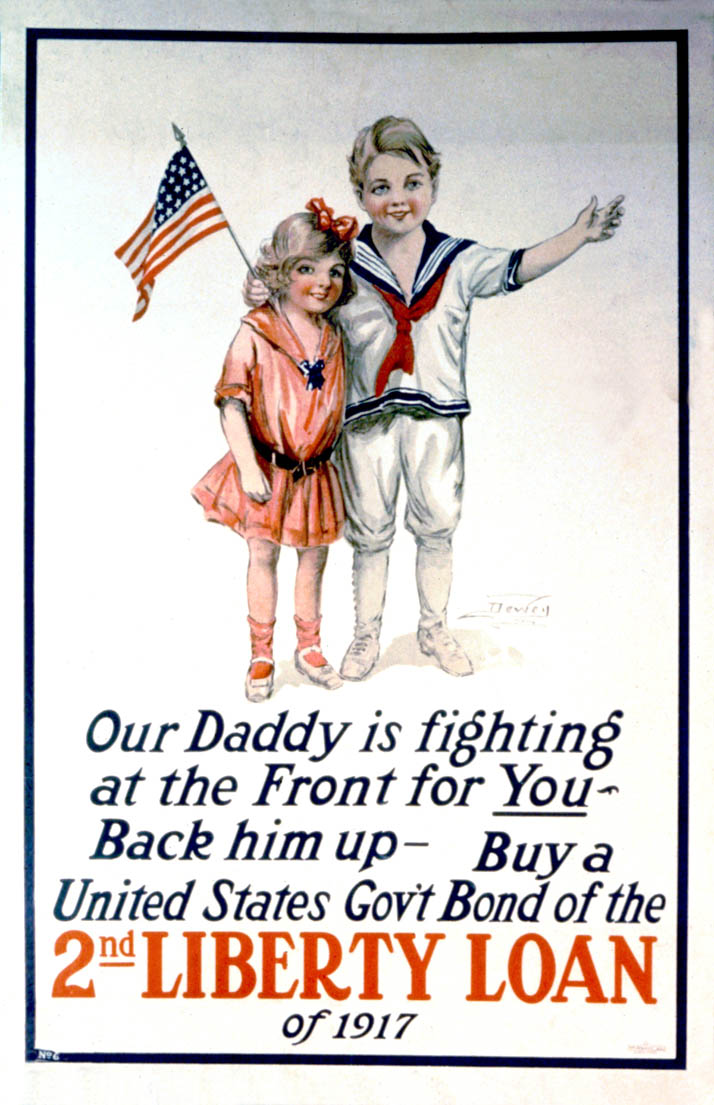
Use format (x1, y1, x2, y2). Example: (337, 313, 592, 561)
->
(292, 459, 310, 483)
(253, 436, 330, 482)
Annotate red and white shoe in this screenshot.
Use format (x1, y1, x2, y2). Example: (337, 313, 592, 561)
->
(294, 647, 342, 690)
(245, 656, 275, 702)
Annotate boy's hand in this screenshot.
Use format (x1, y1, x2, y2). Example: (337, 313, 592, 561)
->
(241, 462, 272, 503)
(243, 274, 270, 308)
(576, 195, 625, 243)
(518, 195, 625, 283)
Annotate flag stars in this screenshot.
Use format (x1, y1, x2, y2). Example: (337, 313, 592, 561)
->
(116, 144, 226, 322)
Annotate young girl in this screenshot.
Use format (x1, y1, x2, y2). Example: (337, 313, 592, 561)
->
(192, 199, 358, 701)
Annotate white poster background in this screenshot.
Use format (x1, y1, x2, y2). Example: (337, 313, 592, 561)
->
(2, 2, 713, 1103)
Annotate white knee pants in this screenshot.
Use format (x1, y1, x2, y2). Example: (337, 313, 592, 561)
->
(336, 412, 464, 552)
(335, 412, 465, 632)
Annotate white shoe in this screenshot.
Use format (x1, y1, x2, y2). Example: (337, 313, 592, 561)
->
(417, 625, 473, 676)
(294, 648, 342, 690)
(340, 632, 380, 680)
(245, 657, 274, 702)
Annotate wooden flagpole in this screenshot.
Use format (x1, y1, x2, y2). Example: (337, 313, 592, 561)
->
(172, 123, 257, 277)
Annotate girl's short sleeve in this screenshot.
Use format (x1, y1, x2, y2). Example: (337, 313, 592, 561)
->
(214, 323, 258, 408)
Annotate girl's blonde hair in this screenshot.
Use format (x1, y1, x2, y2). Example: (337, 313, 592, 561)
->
(348, 116, 441, 199)
(255, 212, 356, 309)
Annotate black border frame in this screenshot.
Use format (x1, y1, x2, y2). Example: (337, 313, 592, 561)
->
(24, 27, 689, 1070)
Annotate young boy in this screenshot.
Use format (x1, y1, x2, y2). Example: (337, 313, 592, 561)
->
(247, 115, 624, 681)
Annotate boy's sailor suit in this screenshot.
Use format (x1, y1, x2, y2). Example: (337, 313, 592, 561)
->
(335, 220, 523, 673)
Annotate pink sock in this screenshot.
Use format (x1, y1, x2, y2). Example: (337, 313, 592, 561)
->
(248, 615, 275, 679)
(294, 615, 326, 667)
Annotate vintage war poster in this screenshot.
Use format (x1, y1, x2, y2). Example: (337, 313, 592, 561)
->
(3, 2, 713, 1103)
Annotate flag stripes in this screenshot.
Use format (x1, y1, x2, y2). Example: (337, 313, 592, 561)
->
(115, 146, 229, 321)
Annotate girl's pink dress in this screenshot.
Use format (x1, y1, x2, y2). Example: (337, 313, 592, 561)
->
(192, 306, 345, 548)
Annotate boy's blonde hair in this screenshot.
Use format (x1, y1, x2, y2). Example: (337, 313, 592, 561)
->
(255, 212, 356, 309)
(348, 116, 441, 199)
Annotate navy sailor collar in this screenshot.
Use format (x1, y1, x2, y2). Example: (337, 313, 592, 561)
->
(352, 219, 474, 305)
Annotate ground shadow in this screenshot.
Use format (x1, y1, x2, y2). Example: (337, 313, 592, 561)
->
(271, 626, 524, 693)
(273, 656, 308, 694)
(378, 626, 524, 674)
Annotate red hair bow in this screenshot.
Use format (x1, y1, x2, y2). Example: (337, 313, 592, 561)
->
(306, 197, 359, 242)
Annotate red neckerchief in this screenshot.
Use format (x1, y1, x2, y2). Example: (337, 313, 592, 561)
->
(373, 271, 447, 397)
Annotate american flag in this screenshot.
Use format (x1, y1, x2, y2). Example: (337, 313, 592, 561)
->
(115, 145, 229, 321)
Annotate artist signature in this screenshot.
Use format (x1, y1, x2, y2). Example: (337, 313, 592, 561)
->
(627, 1043, 667, 1055)
(459, 593, 551, 626)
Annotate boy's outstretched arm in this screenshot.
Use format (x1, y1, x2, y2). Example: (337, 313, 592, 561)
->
(516, 195, 624, 284)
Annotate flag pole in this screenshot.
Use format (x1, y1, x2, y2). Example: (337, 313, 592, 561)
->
(172, 123, 256, 277)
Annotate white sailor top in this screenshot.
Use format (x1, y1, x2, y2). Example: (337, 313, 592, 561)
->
(339, 220, 523, 425)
